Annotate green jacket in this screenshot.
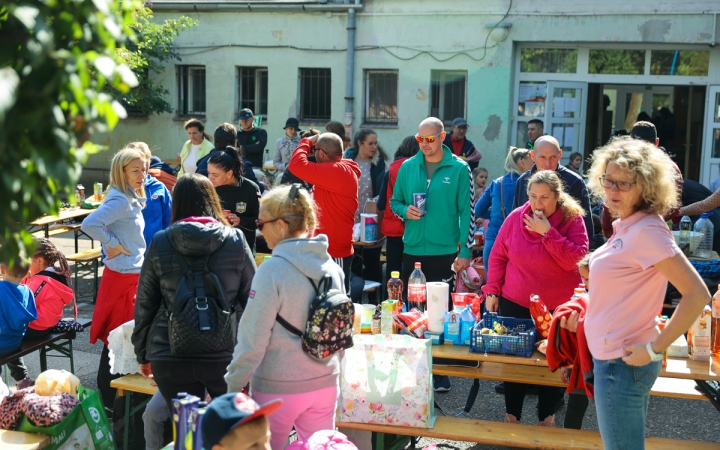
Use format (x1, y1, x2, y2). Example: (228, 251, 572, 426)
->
(390, 145, 474, 259)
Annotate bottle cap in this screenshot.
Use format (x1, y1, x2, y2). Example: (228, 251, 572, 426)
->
(391, 271, 400, 278)
(414, 262, 421, 268)
(264, 255, 271, 261)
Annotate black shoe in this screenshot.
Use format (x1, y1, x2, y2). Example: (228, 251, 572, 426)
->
(433, 375, 451, 393)
(494, 382, 504, 394)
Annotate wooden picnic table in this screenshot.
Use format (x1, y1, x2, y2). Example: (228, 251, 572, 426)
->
(29, 208, 93, 234)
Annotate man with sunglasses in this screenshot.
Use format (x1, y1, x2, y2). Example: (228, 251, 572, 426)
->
(288, 132, 361, 294)
(513, 135, 593, 242)
(391, 117, 475, 392)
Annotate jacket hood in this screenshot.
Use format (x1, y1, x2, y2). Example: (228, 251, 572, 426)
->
(271, 235, 334, 280)
(167, 221, 233, 257)
(26, 274, 74, 304)
(0, 282, 37, 331)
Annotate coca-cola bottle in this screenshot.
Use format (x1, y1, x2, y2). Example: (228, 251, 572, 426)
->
(407, 262, 427, 313)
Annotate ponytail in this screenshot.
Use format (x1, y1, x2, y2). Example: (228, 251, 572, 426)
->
(208, 146, 244, 181)
(32, 238, 72, 281)
(203, 132, 213, 143)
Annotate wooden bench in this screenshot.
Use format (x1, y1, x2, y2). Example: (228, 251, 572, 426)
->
(0, 429, 50, 449)
(433, 363, 707, 401)
(31, 224, 90, 253)
(111, 374, 158, 450)
(66, 249, 102, 302)
(338, 415, 720, 450)
(0, 318, 92, 384)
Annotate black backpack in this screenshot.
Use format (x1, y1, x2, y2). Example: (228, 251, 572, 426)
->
(164, 232, 235, 356)
(276, 274, 355, 360)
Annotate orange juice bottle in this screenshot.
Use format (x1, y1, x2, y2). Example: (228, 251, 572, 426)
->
(712, 286, 720, 354)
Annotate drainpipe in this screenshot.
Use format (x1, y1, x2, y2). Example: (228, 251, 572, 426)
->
(344, 8, 356, 140)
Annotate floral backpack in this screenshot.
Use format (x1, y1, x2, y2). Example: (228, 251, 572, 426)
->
(275, 274, 355, 360)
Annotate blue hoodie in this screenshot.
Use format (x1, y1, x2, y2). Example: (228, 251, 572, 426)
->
(142, 174, 172, 249)
(0, 281, 38, 354)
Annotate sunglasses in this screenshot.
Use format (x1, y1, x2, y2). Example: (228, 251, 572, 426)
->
(255, 218, 281, 231)
(415, 132, 443, 144)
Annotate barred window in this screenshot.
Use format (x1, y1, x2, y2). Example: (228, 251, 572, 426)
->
(299, 68, 331, 122)
(430, 71, 467, 125)
(177, 65, 206, 116)
(237, 67, 268, 120)
(364, 70, 398, 124)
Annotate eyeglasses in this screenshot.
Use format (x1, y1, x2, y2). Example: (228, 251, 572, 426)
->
(599, 176, 636, 192)
(364, 141, 379, 147)
(415, 132, 443, 144)
(255, 218, 281, 231)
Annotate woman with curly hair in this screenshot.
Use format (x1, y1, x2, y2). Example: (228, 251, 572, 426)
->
(584, 136, 709, 450)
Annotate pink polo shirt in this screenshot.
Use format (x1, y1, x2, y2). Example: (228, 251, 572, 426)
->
(585, 211, 680, 360)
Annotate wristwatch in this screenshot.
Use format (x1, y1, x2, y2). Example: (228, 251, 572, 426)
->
(646, 342, 663, 362)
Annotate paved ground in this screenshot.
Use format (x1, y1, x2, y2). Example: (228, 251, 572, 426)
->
(13, 229, 719, 449)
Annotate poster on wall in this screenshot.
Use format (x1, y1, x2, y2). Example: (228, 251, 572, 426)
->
(519, 82, 547, 117)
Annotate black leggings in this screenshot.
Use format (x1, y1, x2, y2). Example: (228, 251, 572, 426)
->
(499, 297, 565, 421)
(2, 328, 53, 382)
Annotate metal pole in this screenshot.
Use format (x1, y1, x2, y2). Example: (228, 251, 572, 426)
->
(344, 8, 356, 140)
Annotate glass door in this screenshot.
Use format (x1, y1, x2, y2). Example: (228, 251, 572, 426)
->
(701, 86, 720, 187)
(544, 81, 588, 166)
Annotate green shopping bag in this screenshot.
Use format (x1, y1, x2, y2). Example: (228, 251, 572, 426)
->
(18, 404, 94, 450)
(18, 387, 116, 450)
(78, 387, 115, 450)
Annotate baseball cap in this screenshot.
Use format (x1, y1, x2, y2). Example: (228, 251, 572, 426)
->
(238, 108, 254, 120)
(201, 392, 282, 448)
(451, 117, 468, 127)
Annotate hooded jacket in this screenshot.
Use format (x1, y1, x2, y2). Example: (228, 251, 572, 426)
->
(475, 172, 520, 243)
(390, 145, 475, 259)
(225, 235, 342, 394)
(0, 281, 38, 354)
(288, 139, 361, 259)
(481, 203, 588, 310)
(149, 156, 177, 192)
(21, 271, 74, 331)
(142, 174, 172, 250)
(132, 219, 256, 364)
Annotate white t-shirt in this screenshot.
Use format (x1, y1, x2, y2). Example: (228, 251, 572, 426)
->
(183, 143, 201, 175)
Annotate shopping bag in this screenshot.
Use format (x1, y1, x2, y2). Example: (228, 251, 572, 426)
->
(78, 387, 115, 450)
(337, 334, 435, 428)
(18, 404, 94, 450)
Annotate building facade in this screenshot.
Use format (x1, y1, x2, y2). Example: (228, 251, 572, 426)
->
(93, 0, 720, 185)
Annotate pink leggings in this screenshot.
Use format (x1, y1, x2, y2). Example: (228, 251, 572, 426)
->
(252, 385, 339, 450)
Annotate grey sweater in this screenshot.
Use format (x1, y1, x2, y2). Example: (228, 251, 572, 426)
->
(81, 187, 146, 274)
(225, 235, 343, 394)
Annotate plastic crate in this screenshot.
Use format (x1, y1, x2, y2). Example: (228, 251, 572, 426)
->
(469, 313, 538, 357)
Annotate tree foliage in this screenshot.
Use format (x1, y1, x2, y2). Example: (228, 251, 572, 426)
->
(111, 8, 197, 116)
(0, 0, 141, 262)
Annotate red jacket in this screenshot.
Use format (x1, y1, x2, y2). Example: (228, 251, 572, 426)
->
(21, 272, 74, 330)
(546, 296, 594, 398)
(380, 157, 408, 237)
(289, 139, 361, 259)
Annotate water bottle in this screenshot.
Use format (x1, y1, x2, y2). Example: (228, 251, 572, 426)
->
(679, 215, 692, 253)
(407, 263, 427, 313)
(694, 212, 714, 258)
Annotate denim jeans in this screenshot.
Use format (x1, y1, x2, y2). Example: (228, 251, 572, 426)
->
(593, 357, 661, 450)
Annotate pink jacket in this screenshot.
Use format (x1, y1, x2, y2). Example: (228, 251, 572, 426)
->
(482, 202, 588, 310)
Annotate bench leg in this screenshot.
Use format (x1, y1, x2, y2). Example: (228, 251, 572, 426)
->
(40, 347, 47, 372)
(124, 391, 131, 450)
(69, 340, 74, 374)
(74, 229, 79, 253)
(93, 259, 99, 304)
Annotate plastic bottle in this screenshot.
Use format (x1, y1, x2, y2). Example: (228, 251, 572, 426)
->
(694, 213, 714, 258)
(570, 287, 585, 300)
(712, 286, 720, 354)
(407, 262, 427, 313)
(387, 271, 404, 303)
(679, 215, 692, 250)
(658, 316, 668, 367)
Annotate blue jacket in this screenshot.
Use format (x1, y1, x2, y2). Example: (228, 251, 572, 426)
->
(142, 175, 172, 249)
(475, 173, 520, 242)
(0, 281, 37, 354)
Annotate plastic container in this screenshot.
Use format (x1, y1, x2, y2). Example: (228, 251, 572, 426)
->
(694, 212, 714, 258)
(679, 215, 692, 251)
(470, 313, 538, 357)
(387, 271, 403, 302)
(408, 262, 427, 313)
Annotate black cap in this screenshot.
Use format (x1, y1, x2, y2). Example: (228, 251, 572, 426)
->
(238, 108, 254, 120)
(451, 117, 468, 127)
(283, 118, 300, 130)
(201, 393, 281, 448)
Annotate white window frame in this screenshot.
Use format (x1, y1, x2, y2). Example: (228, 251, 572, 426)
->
(236, 67, 268, 121)
(430, 70, 468, 126)
(176, 65, 206, 117)
(364, 69, 399, 125)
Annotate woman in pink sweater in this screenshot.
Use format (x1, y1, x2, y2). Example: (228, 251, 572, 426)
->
(482, 170, 588, 426)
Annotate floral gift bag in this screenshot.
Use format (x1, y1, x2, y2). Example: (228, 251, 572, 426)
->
(337, 334, 435, 428)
